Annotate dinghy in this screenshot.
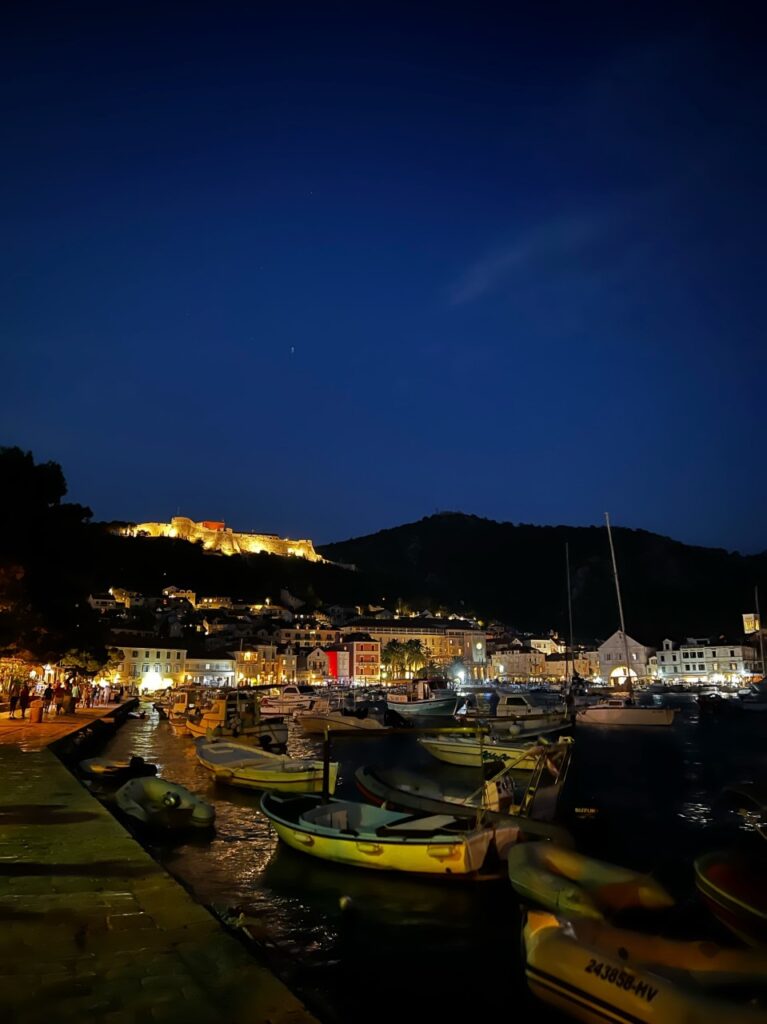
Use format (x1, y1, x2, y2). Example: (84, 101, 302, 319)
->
(80, 755, 158, 783)
(115, 777, 215, 830)
(195, 739, 338, 793)
(418, 734, 545, 769)
(522, 910, 767, 1024)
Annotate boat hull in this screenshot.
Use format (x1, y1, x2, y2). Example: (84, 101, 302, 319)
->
(296, 712, 386, 734)
(386, 696, 458, 716)
(577, 706, 676, 726)
(418, 736, 540, 769)
(186, 718, 288, 746)
(695, 850, 767, 945)
(523, 911, 767, 1024)
(261, 794, 493, 876)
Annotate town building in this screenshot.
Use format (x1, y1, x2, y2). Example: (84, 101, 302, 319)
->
(655, 638, 758, 683)
(184, 652, 236, 688)
(162, 586, 197, 606)
(278, 622, 341, 649)
(341, 634, 381, 683)
(527, 634, 567, 656)
(597, 631, 655, 686)
(119, 516, 323, 561)
(542, 650, 600, 682)
(344, 617, 486, 678)
(87, 593, 118, 614)
(111, 641, 187, 688)
(487, 647, 545, 681)
(235, 645, 297, 686)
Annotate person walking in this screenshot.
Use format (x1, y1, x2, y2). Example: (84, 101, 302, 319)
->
(71, 681, 80, 713)
(42, 684, 53, 714)
(8, 679, 21, 719)
(18, 682, 30, 720)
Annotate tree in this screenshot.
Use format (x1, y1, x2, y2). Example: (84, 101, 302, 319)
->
(381, 640, 407, 679)
(402, 639, 428, 676)
(59, 646, 122, 683)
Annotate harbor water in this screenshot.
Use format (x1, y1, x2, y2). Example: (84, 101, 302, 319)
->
(100, 702, 766, 1023)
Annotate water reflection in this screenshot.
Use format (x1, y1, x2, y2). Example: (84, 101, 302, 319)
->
(99, 703, 767, 1024)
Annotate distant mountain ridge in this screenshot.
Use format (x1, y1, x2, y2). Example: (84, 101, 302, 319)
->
(319, 513, 767, 642)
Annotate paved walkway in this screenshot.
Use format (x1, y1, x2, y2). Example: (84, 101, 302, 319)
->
(0, 732, 316, 1023)
(0, 703, 132, 751)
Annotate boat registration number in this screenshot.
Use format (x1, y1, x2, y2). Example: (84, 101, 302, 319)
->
(584, 959, 658, 1003)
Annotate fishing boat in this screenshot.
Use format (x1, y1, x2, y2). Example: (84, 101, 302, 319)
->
(115, 777, 215, 830)
(522, 910, 767, 1024)
(260, 792, 517, 877)
(386, 681, 458, 717)
(259, 684, 318, 716)
(295, 708, 389, 734)
(418, 733, 548, 770)
(195, 738, 338, 793)
(185, 692, 288, 749)
(695, 849, 767, 945)
(577, 698, 676, 727)
(355, 741, 574, 845)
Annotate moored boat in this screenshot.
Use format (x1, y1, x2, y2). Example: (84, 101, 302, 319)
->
(522, 910, 767, 1024)
(386, 681, 458, 717)
(185, 693, 288, 749)
(80, 755, 158, 783)
(259, 684, 318, 716)
(115, 777, 215, 830)
(295, 708, 389, 734)
(260, 792, 513, 877)
(577, 699, 676, 726)
(695, 849, 767, 945)
(507, 842, 674, 920)
(195, 739, 338, 793)
(418, 734, 545, 770)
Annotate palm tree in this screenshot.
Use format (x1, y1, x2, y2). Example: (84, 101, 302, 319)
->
(381, 640, 406, 681)
(403, 639, 428, 677)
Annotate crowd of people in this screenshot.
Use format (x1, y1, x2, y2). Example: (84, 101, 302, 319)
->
(4, 678, 129, 719)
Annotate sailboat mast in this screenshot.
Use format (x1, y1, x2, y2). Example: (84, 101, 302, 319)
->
(565, 542, 574, 686)
(605, 513, 634, 699)
(756, 586, 766, 680)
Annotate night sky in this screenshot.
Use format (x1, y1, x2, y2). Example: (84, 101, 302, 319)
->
(3, 3, 766, 551)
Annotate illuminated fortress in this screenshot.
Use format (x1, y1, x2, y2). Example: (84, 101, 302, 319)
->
(120, 516, 324, 561)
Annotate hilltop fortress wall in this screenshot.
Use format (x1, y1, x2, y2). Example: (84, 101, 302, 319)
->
(121, 516, 323, 562)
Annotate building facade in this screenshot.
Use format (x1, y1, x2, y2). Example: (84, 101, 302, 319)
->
(487, 647, 545, 681)
(235, 645, 297, 686)
(278, 623, 341, 649)
(183, 654, 236, 688)
(597, 631, 655, 686)
(656, 638, 757, 683)
(343, 618, 486, 678)
(112, 642, 187, 687)
(341, 634, 381, 683)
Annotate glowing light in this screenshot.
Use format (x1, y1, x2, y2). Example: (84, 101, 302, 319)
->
(139, 670, 165, 693)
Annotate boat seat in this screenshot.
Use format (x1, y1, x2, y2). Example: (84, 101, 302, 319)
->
(376, 814, 459, 837)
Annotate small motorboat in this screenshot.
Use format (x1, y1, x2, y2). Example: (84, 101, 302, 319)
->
(295, 708, 389, 734)
(80, 755, 158, 783)
(115, 777, 215, 830)
(523, 910, 767, 1024)
(577, 699, 676, 727)
(695, 849, 767, 945)
(417, 734, 545, 770)
(186, 694, 288, 749)
(386, 682, 458, 717)
(260, 792, 517, 877)
(507, 842, 674, 920)
(259, 685, 317, 716)
(195, 739, 338, 793)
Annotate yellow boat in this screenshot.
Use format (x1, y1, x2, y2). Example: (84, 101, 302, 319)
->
(260, 792, 504, 877)
(523, 910, 767, 1024)
(195, 739, 338, 793)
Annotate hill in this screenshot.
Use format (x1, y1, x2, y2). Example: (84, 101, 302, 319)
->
(320, 513, 767, 642)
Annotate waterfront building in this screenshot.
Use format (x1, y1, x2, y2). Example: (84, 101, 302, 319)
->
(340, 633, 381, 683)
(344, 617, 486, 679)
(598, 631, 655, 686)
(235, 645, 297, 685)
(542, 650, 600, 681)
(184, 652, 236, 687)
(656, 637, 757, 684)
(487, 647, 545, 681)
(112, 641, 187, 688)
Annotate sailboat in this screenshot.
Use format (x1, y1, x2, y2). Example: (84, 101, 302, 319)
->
(577, 515, 676, 727)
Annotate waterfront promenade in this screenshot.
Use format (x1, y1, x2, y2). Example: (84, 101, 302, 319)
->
(1, 708, 316, 1024)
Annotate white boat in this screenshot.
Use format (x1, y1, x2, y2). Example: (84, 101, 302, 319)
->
(577, 699, 677, 727)
(387, 682, 458, 717)
(418, 735, 545, 770)
(186, 692, 288, 748)
(295, 709, 389, 734)
(259, 685, 318, 716)
(195, 739, 338, 793)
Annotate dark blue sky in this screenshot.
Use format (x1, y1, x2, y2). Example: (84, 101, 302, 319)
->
(3, 2, 766, 551)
